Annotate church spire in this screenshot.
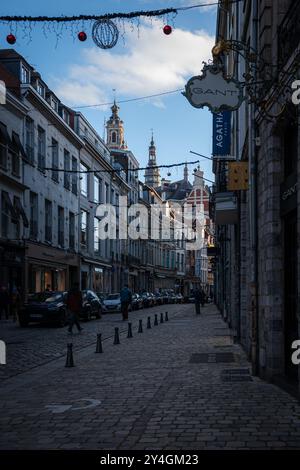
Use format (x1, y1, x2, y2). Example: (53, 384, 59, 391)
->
(144, 131, 161, 188)
(106, 101, 127, 150)
(184, 162, 188, 182)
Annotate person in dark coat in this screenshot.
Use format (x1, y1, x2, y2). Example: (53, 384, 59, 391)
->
(120, 284, 132, 321)
(65, 283, 83, 334)
(194, 287, 202, 315)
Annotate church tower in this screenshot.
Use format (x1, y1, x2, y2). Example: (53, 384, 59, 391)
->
(144, 133, 161, 188)
(106, 101, 127, 150)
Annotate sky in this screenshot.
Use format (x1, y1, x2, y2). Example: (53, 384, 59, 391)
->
(0, 0, 217, 183)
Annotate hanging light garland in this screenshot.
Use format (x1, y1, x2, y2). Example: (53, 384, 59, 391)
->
(0, 2, 243, 49)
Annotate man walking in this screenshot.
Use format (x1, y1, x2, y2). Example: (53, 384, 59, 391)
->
(194, 287, 202, 315)
(120, 284, 132, 321)
(66, 283, 83, 334)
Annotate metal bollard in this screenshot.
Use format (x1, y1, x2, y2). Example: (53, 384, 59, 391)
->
(114, 327, 120, 345)
(127, 322, 133, 338)
(95, 333, 103, 353)
(65, 343, 74, 367)
(160, 312, 164, 324)
(147, 316, 151, 329)
(154, 314, 158, 326)
(138, 319, 143, 333)
(165, 311, 169, 322)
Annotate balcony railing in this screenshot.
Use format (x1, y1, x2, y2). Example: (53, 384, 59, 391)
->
(278, 1, 300, 65)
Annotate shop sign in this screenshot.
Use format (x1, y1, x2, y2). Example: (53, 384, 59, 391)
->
(213, 111, 232, 156)
(183, 63, 244, 113)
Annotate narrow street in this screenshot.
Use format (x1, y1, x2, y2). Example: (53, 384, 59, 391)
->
(1, 303, 300, 450)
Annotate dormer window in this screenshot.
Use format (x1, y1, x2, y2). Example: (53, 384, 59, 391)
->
(37, 82, 45, 98)
(21, 65, 30, 84)
(62, 109, 70, 125)
(50, 97, 58, 112)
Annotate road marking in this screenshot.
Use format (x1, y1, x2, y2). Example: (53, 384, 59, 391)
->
(45, 398, 101, 414)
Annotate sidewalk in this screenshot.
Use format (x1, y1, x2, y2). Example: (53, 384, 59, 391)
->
(1, 303, 300, 450)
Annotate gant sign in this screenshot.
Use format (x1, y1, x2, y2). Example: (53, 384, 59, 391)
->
(183, 64, 244, 113)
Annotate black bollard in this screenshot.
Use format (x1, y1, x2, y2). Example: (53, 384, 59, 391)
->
(147, 316, 151, 329)
(154, 314, 158, 326)
(65, 343, 74, 367)
(114, 327, 120, 345)
(165, 311, 169, 322)
(138, 319, 143, 333)
(127, 322, 133, 338)
(95, 333, 103, 353)
(160, 312, 164, 324)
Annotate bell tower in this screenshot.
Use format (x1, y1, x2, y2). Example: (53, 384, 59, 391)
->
(144, 132, 161, 188)
(106, 101, 127, 150)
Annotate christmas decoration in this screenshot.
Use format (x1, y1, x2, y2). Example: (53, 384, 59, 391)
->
(92, 19, 119, 49)
(78, 31, 87, 42)
(6, 34, 16, 44)
(163, 25, 172, 35)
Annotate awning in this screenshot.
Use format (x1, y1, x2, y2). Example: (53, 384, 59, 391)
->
(12, 132, 27, 159)
(2, 191, 18, 223)
(129, 270, 138, 276)
(82, 257, 112, 269)
(14, 197, 29, 228)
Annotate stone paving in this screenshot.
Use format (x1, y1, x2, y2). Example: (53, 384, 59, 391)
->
(1, 303, 300, 450)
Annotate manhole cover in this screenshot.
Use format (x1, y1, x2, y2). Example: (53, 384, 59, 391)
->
(189, 353, 235, 363)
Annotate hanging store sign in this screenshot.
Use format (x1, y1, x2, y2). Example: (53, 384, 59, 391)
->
(213, 111, 231, 156)
(183, 63, 244, 114)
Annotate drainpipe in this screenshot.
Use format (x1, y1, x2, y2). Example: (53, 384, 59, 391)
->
(249, 0, 259, 376)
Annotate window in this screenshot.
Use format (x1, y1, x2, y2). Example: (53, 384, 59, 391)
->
(111, 188, 115, 206)
(112, 131, 117, 143)
(25, 117, 34, 164)
(62, 109, 70, 125)
(29, 192, 38, 239)
(1, 192, 9, 237)
(10, 148, 20, 177)
(37, 82, 45, 98)
(50, 98, 58, 112)
(71, 157, 77, 195)
(69, 211, 75, 250)
(21, 65, 30, 84)
(80, 162, 89, 197)
(58, 206, 64, 247)
(45, 199, 52, 242)
(37, 126, 46, 170)
(94, 175, 102, 203)
(94, 217, 100, 253)
(51, 139, 59, 182)
(64, 149, 70, 190)
(80, 210, 88, 247)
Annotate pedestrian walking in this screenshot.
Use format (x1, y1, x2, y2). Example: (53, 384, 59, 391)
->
(10, 286, 21, 322)
(120, 284, 132, 321)
(194, 287, 202, 315)
(0, 286, 9, 320)
(200, 287, 206, 308)
(65, 283, 83, 334)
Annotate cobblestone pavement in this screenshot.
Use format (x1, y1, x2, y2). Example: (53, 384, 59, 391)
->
(1, 303, 300, 450)
(0, 305, 172, 380)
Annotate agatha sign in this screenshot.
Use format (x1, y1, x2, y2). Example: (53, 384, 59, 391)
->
(183, 64, 244, 113)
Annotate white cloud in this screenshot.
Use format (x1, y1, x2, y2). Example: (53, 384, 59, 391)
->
(54, 20, 214, 108)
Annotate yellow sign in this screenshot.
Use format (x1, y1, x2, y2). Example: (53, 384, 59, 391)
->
(228, 162, 249, 190)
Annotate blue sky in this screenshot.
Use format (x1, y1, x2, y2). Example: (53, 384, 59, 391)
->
(0, 0, 217, 183)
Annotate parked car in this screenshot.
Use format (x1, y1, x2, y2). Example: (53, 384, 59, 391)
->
(176, 293, 184, 304)
(140, 292, 153, 308)
(131, 293, 143, 310)
(168, 290, 177, 304)
(103, 293, 121, 312)
(161, 290, 170, 304)
(149, 293, 157, 306)
(81, 290, 102, 321)
(154, 292, 163, 305)
(96, 292, 108, 313)
(18, 291, 67, 327)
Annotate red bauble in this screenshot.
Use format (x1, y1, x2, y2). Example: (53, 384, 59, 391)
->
(163, 25, 172, 35)
(6, 34, 16, 45)
(78, 31, 87, 42)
